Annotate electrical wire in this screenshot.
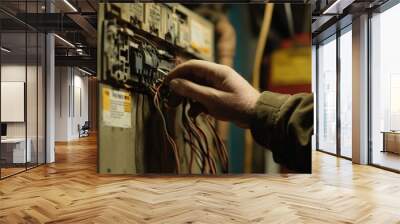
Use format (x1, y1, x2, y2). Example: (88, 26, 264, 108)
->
(191, 117, 216, 174)
(141, 40, 228, 174)
(205, 116, 229, 172)
(181, 100, 208, 173)
(151, 79, 228, 174)
(151, 81, 181, 173)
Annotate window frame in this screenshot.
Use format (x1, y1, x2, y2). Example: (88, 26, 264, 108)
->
(367, 0, 400, 173)
(0, 0, 48, 180)
(315, 21, 353, 160)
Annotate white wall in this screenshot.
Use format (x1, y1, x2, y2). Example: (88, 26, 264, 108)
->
(1, 65, 40, 138)
(55, 66, 69, 141)
(55, 66, 89, 141)
(1, 63, 46, 164)
(1, 65, 26, 82)
(71, 73, 89, 138)
(1, 65, 26, 139)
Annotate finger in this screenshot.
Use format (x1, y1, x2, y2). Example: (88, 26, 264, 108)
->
(166, 60, 226, 87)
(169, 78, 220, 107)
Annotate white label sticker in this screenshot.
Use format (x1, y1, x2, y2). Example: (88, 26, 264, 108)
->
(102, 86, 132, 128)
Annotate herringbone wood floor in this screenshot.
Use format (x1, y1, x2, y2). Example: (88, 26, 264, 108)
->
(1, 135, 400, 223)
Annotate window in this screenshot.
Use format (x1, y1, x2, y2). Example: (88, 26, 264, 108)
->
(0, 1, 47, 179)
(371, 2, 400, 171)
(339, 28, 352, 158)
(312, 45, 317, 151)
(317, 36, 337, 154)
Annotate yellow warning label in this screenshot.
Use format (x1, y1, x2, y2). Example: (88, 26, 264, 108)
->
(270, 47, 311, 85)
(103, 88, 111, 111)
(124, 95, 131, 112)
(102, 85, 132, 128)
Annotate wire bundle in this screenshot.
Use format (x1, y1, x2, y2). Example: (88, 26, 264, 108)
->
(149, 70, 228, 174)
(149, 75, 181, 173)
(181, 100, 229, 174)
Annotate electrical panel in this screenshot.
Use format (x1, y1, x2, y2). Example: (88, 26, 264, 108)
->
(98, 3, 226, 175)
(100, 3, 214, 92)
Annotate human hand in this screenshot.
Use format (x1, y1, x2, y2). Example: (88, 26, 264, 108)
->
(166, 60, 260, 128)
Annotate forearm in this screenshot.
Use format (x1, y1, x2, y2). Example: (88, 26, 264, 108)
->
(250, 91, 313, 172)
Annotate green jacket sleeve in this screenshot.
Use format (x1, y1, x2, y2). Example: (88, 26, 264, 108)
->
(250, 91, 313, 173)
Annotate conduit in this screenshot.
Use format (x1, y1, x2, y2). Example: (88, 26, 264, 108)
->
(244, 4, 274, 173)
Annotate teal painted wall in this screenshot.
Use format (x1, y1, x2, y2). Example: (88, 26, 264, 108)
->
(227, 5, 258, 173)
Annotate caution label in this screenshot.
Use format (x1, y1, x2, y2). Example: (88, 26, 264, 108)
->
(102, 86, 131, 128)
(270, 47, 311, 85)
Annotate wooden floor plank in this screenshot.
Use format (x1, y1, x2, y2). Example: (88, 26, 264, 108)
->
(0, 135, 399, 223)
